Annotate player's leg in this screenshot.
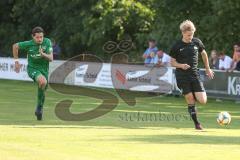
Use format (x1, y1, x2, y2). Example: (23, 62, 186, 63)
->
(189, 80, 206, 129)
(194, 92, 207, 104)
(27, 67, 47, 120)
(36, 75, 47, 107)
(35, 74, 47, 120)
(178, 81, 202, 130)
(184, 92, 202, 129)
(192, 79, 206, 104)
(184, 92, 195, 104)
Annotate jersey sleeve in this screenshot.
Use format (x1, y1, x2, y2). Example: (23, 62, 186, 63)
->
(18, 41, 31, 52)
(196, 38, 205, 53)
(169, 43, 178, 59)
(45, 39, 53, 54)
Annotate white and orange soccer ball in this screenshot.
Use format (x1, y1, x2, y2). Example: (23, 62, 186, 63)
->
(217, 111, 231, 125)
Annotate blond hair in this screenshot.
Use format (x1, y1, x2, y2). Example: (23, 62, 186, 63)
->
(179, 20, 196, 32)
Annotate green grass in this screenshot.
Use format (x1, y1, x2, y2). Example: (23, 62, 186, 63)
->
(0, 79, 240, 160)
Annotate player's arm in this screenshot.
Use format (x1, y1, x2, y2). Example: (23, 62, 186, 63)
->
(39, 46, 53, 62)
(12, 43, 20, 73)
(201, 50, 214, 79)
(170, 58, 190, 70)
(169, 44, 190, 70)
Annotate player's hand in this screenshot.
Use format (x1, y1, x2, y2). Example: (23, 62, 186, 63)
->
(206, 68, 214, 79)
(14, 61, 20, 73)
(180, 64, 191, 70)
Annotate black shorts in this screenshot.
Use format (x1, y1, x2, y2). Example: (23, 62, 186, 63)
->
(176, 79, 205, 95)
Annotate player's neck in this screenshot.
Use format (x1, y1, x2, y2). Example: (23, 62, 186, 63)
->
(182, 38, 192, 43)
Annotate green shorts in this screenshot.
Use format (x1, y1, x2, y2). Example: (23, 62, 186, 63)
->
(27, 66, 48, 82)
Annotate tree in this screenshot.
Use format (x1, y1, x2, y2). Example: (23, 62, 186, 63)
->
(0, 0, 240, 61)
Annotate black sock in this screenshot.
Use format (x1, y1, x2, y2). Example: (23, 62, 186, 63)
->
(188, 105, 199, 125)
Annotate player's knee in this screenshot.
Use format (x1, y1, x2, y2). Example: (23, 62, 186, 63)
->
(198, 98, 207, 105)
(196, 93, 207, 104)
(38, 77, 47, 89)
(41, 81, 47, 89)
(185, 95, 195, 104)
(39, 83, 46, 90)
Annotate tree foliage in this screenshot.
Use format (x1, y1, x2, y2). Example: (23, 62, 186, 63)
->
(0, 0, 240, 61)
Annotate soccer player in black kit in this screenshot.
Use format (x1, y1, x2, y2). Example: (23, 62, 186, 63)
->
(170, 20, 214, 130)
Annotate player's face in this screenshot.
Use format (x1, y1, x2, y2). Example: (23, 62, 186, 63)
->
(32, 32, 44, 44)
(182, 30, 194, 42)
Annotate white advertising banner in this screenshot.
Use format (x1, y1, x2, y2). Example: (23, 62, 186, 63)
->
(74, 62, 173, 93)
(1, 57, 240, 99)
(0, 58, 72, 83)
(0, 58, 32, 81)
(74, 63, 113, 88)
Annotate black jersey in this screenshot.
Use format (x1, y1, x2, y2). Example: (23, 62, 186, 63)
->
(170, 37, 205, 81)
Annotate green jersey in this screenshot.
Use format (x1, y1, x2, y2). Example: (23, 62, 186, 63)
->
(18, 38, 53, 74)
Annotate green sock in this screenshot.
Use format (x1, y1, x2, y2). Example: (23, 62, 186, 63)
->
(37, 87, 45, 107)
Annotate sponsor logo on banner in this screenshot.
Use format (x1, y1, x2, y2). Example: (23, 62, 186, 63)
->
(74, 62, 113, 88)
(0, 58, 31, 81)
(228, 76, 240, 96)
(74, 62, 173, 93)
(116, 69, 126, 84)
(3, 57, 240, 100)
(0, 58, 72, 83)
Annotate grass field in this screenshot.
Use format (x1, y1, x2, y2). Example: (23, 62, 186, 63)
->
(0, 79, 240, 160)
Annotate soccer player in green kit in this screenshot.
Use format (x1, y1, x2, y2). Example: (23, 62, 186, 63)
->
(13, 27, 53, 120)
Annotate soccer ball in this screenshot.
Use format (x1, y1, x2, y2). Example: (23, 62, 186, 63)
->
(217, 111, 231, 125)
